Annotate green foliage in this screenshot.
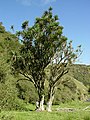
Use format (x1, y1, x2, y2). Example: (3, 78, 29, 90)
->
(16, 80, 38, 104)
(21, 20, 29, 29)
(84, 116, 90, 120)
(0, 22, 25, 110)
(0, 112, 14, 120)
(0, 22, 5, 33)
(0, 65, 6, 83)
(0, 75, 28, 110)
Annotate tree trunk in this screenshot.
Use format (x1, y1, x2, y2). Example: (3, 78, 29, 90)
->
(39, 95, 44, 111)
(46, 86, 54, 112)
(35, 75, 45, 111)
(36, 95, 44, 111)
(46, 95, 54, 112)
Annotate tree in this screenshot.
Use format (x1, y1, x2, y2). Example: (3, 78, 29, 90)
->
(0, 22, 5, 33)
(10, 25, 14, 33)
(11, 7, 82, 111)
(46, 39, 82, 112)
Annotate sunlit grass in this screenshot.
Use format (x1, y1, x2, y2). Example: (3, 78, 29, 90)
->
(0, 101, 90, 120)
(0, 111, 90, 120)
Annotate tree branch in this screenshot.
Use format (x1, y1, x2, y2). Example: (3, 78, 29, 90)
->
(19, 71, 36, 86)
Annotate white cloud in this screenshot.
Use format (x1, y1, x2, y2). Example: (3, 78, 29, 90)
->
(16, 0, 32, 6)
(41, 0, 56, 4)
(16, 0, 56, 6)
(22, 0, 32, 6)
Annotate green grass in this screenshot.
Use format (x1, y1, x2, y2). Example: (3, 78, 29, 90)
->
(52, 101, 90, 110)
(0, 101, 90, 120)
(0, 111, 90, 120)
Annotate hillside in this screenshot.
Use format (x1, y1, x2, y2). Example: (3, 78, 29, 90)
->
(0, 23, 90, 110)
(53, 64, 90, 104)
(69, 64, 90, 86)
(0, 23, 24, 110)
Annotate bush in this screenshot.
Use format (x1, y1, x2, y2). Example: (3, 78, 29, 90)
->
(0, 76, 28, 111)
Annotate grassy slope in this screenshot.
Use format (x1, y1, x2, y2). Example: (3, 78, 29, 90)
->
(54, 64, 90, 103)
(69, 64, 90, 86)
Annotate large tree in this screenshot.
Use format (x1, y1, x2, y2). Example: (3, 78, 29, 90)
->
(11, 7, 81, 111)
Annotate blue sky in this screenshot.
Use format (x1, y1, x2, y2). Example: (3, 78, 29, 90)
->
(0, 0, 90, 65)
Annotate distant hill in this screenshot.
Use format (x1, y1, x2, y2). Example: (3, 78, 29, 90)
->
(53, 64, 90, 104)
(69, 64, 90, 86)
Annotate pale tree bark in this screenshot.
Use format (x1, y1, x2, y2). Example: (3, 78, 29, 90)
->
(36, 95, 44, 111)
(39, 95, 44, 111)
(38, 78, 45, 111)
(47, 95, 54, 112)
(46, 86, 55, 112)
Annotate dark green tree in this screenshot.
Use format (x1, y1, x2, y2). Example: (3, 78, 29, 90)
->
(11, 7, 82, 111)
(0, 22, 5, 33)
(10, 25, 14, 32)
